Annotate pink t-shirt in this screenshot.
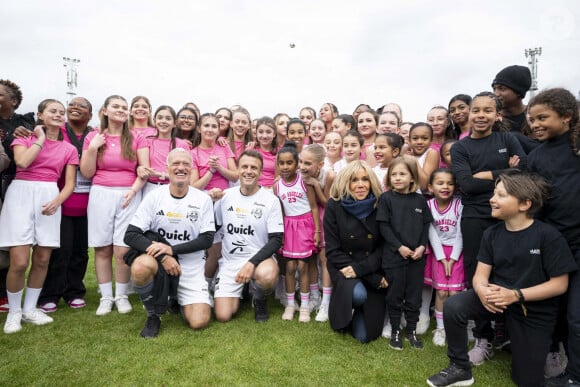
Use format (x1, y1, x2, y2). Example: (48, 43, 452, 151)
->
(83, 131, 147, 187)
(257, 148, 276, 188)
(430, 141, 446, 168)
(233, 140, 245, 160)
(191, 144, 235, 190)
(12, 137, 78, 182)
(60, 125, 93, 217)
(146, 137, 189, 184)
(132, 127, 156, 138)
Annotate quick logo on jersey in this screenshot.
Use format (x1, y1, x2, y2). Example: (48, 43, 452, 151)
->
(229, 240, 248, 254)
(498, 148, 507, 153)
(530, 249, 541, 255)
(166, 212, 184, 218)
(226, 223, 255, 236)
(158, 228, 191, 241)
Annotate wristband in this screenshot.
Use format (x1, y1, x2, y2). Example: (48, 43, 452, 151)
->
(515, 288, 525, 303)
(33, 142, 43, 149)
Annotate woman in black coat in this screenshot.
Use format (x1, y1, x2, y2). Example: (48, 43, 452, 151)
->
(324, 160, 388, 343)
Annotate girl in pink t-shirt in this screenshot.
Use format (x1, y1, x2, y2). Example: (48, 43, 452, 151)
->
(191, 113, 239, 289)
(128, 96, 155, 138)
(81, 95, 149, 317)
(191, 114, 238, 192)
(226, 109, 254, 161)
(358, 110, 378, 167)
(141, 105, 189, 197)
(253, 116, 278, 189)
(0, 99, 78, 333)
(427, 106, 455, 168)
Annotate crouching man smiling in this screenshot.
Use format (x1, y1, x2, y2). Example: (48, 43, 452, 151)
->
(124, 148, 214, 338)
(213, 150, 283, 323)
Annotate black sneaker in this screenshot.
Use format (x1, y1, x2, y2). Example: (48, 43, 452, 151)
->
(167, 297, 180, 315)
(406, 330, 423, 349)
(390, 329, 403, 350)
(253, 297, 269, 323)
(544, 372, 580, 387)
(426, 363, 474, 387)
(140, 315, 161, 339)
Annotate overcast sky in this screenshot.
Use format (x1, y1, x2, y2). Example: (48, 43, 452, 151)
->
(2, 0, 579, 124)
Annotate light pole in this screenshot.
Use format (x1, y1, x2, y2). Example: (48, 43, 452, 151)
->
(63, 57, 80, 103)
(525, 47, 541, 98)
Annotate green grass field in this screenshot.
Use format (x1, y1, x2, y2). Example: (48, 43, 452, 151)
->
(0, 253, 514, 386)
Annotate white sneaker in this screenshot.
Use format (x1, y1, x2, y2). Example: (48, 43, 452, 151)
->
(382, 321, 392, 339)
(96, 297, 114, 316)
(299, 307, 311, 323)
(468, 338, 494, 366)
(22, 308, 54, 325)
(315, 303, 329, 322)
(282, 305, 295, 320)
(4, 312, 22, 334)
(115, 295, 133, 314)
(310, 291, 321, 312)
(416, 312, 430, 335)
(432, 328, 446, 347)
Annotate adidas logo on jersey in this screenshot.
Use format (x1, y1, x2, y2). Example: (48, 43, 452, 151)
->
(156, 210, 165, 216)
(227, 206, 234, 211)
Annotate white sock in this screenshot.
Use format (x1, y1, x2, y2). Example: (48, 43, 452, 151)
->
(420, 285, 433, 316)
(115, 282, 129, 298)
(435, 310, 444, 329)
(7, 289, 23, 313)
(300, 292, 310, 309)
(321, 287, 332, 306)
(99, 282, 113, 298)
(22, 287, 42, 313)
(286, 292, 295, 307)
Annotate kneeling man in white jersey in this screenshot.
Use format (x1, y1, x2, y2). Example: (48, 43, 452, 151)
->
(214, 150, 283, 322)
(124, 148, 215, 338)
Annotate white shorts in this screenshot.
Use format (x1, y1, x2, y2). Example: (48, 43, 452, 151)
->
(214, 257, 247, 298)
(87, 185, 142, 247)
(0, 180, 60, 248)
(177, 263, 212, 306)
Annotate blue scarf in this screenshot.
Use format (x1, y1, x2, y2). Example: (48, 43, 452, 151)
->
(341, 193, 376, 220)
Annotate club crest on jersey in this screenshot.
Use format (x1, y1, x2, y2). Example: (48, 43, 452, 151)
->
(251, 207, 263, 219)
(187, 210, 199, 223)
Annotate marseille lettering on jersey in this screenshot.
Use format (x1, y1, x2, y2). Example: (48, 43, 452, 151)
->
(280, 191, 303, 201)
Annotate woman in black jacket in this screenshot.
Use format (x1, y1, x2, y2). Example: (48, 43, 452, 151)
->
(324, 160, 388, 343)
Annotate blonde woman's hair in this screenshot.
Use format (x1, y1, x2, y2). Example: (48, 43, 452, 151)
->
(330, 160, 382, 203)
(385, 156, 419, 193)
